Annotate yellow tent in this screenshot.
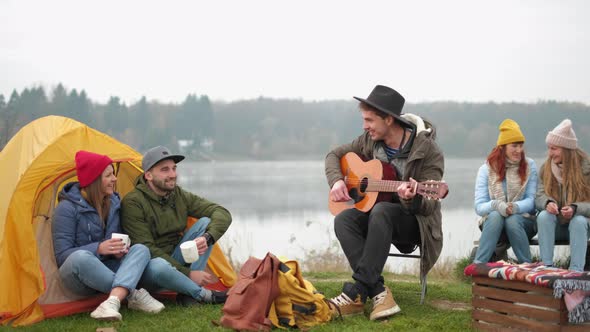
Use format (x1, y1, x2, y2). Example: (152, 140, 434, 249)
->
(0, 116, 236, 326)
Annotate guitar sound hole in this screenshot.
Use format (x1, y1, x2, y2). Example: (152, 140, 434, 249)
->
(360, 177, 368, 193)
(348, 188, 364, 203)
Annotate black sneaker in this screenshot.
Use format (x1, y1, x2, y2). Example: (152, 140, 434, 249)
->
(203, 289, 228, 304)
(176, 290, 228, 306)
(176, 293, 200, 307)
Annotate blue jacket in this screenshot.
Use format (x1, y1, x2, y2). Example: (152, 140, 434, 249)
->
(52, 182, 121, 267)
(474, 158, 538, 217)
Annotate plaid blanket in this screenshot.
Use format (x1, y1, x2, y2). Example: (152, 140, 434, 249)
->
(464, 261, 590, 323)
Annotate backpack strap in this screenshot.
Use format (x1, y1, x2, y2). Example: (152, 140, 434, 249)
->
(279, 262, 290, 273)
(292, 303, 316, 315)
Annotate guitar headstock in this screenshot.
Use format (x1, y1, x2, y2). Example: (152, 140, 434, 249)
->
(416, 180, 448, 200)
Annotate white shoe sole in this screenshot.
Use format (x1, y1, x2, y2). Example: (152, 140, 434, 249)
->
(90, 313, 122, 321)
(128, 303, 165, 314)
(370, 305, 401, 321)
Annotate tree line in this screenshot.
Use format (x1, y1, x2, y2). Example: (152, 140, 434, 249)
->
(1, 84, 589, 159)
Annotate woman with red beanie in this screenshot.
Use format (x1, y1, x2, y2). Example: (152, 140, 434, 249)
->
(52, 150, 164, 321)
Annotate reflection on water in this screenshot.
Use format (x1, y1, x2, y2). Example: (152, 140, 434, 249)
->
(177, 158, 551, 272)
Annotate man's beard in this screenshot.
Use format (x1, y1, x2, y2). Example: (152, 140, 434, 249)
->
(152, 177, 176, 193)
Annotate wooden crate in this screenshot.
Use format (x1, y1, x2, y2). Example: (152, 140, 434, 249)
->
(472, 276, 590, 331)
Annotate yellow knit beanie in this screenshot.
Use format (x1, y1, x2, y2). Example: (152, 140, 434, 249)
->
(497, 119, 525, 146)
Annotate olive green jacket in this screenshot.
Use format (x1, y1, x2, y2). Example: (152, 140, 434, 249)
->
(325, 114, 445, 278)
(121, 176, 232, 275)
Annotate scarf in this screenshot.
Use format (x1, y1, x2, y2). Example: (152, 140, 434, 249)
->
(488, 159, 530, 203)
(479, 159, 529, 227)
(551, 160, 563, 184)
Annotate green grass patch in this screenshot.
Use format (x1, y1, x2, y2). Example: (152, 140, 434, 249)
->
(2, 272, 474, 332)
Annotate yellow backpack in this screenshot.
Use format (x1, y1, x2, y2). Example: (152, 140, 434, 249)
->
(268, 258, 336, 329)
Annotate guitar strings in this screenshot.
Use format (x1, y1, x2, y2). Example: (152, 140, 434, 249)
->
(344, 179, 442, 187)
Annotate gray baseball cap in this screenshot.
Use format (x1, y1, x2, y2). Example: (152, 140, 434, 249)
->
(142, 146, 185, 171)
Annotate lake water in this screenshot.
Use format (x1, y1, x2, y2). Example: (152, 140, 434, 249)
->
(179, 157, 555, 272)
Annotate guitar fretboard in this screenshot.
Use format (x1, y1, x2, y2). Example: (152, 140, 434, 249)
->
(346, 178, 413, 193)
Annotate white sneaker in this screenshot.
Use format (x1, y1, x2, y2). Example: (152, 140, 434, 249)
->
(91, 296, 122, 321)
(128, 288, 165, 313)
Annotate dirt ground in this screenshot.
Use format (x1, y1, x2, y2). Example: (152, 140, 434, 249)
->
(430, 299, 471, 311)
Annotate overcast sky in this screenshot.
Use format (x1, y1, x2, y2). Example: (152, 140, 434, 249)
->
(1, 0, 589, 104)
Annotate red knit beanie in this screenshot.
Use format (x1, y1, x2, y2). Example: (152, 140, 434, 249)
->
(75, 150, 113, 188)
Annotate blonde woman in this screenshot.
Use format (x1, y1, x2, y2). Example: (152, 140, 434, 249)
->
(536, 119, 590, 271)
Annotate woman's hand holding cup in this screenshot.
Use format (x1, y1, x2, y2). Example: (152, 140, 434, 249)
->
(98, 238, 128, 256)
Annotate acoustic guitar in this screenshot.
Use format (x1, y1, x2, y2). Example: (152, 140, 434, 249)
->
(328, 152, 448, 216)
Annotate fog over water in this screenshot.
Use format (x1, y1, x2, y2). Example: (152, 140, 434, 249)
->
(180, 157, 561, 272)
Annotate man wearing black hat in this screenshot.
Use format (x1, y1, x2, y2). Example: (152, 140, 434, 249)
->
(121, 146, 232, 305)
(325, 85, 445, 320)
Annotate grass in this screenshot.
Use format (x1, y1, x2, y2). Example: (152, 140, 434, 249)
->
(1, 271, 474, 332)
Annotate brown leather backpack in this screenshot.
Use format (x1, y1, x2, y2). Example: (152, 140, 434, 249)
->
(220, 252, 282, 331)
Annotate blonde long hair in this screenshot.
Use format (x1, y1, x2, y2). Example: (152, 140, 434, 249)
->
(80, 165, 113, 226)
(542, 148, 590, 204)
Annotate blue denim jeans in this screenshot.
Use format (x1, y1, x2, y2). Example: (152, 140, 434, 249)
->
(58, 244, 150, 295)
(474, 211, 536, 264)
(139, 217, 214, 300)
(537, 211, 590, 271)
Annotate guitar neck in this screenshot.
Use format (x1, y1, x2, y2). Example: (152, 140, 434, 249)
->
(364, 179, 411, 193)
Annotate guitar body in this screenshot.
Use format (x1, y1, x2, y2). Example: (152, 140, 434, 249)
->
(328, 152, 397, 216)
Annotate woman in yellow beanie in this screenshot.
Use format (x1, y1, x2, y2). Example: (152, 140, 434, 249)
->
(473, 119, 538, 264)
(535, 119, 590, 271)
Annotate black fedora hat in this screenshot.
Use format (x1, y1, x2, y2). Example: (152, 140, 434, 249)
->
(354, 85, 413, 128)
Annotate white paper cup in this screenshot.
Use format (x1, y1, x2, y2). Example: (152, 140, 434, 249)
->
(180, 241, 199, 263)
(111, 233, 130, 249)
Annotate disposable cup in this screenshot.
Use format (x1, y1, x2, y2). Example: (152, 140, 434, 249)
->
(180, 241, 199, 263)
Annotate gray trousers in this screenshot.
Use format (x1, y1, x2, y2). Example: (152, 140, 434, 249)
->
(334, 201, 420, 295)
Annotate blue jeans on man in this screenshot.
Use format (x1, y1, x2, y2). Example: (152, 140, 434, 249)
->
(139, 217, 214, 300)
(537, 211, 590, 272)
(474, 211, 536, 264)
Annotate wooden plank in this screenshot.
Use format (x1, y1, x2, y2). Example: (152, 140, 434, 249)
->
(473, 276, 553, 294)
(473, 309, 560, 332)
(472, 312, 576, 331)
(472, 297, 561, 323)
(472, 320, 520, 331)
(560, 309, 570, 325)
(473, 285, 561, 309)
(472, 239, 586, 246)
(470, 277, 590, 330)
(561, 323, 590, 331)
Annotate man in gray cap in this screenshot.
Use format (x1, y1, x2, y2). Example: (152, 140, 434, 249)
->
(121, 146, 232, 305)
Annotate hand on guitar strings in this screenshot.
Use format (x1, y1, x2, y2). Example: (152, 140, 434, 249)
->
(397, 177, 417, 200)
(330, 179, 352, 202)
